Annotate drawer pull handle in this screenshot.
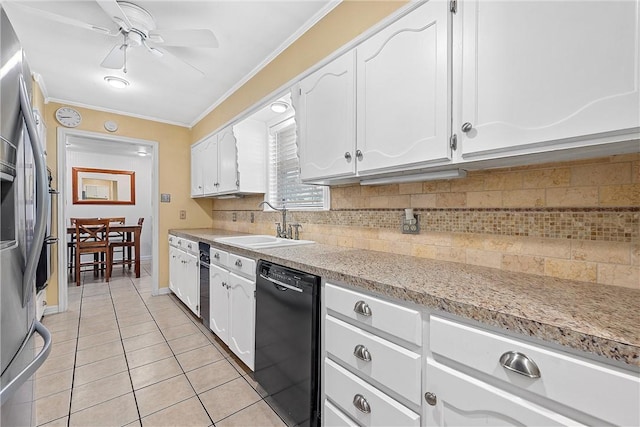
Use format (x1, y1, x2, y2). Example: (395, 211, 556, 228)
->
(235, 259, 243, 267)
(353, 301, 372, 317)
(353, 345, 372, 362)
(352, 394, 371, 414)
(499, 351, 541, 378)
(213, 253, 220, 260)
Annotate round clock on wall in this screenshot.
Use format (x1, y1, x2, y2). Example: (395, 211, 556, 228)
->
(55, 107, 82, 128)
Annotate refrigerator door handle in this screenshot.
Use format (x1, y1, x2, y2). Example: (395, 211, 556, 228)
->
(18, 74, 48, 307)
(0, 321, 52, 405)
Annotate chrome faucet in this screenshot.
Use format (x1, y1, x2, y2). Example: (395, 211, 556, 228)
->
(258, 201, 289, 239)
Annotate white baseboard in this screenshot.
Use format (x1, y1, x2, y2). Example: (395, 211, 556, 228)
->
(157, 287, 172, 296)
(43, 305, 60, 316)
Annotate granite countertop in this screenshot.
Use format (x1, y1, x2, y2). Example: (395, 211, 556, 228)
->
(171, 228, 640, 368)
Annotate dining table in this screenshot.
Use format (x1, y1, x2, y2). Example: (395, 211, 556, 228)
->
(67, 223, 143, 278)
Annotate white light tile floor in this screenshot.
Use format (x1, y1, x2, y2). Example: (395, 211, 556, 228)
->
(35, 262, 286, 427)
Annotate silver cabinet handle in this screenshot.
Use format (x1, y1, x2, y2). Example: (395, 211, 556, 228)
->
(499, 351, 541, 378)
(355, 149, 363, 160)
(235, 259, 242, 267)
(352, 394, 371, 414)
(424, 392, 437, 406)
(353, 344, 372, 362)
(461, 122, 473, 133)
(187, 243, 192, 249)
(213, 253, 220, 259)
(344, 152, 352, 161)
(353, 300, 372, 316)
(222, 281, 227, 289)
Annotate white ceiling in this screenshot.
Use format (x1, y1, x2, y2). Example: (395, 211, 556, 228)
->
(3, 0, 338, 127)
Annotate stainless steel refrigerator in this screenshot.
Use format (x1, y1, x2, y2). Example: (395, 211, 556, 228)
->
(1, 6, 52, 426)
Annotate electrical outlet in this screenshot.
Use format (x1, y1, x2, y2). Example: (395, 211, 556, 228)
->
(250, 212, 255, 223)
(179, 210, 186, 220)
(232, 212, 237, 222)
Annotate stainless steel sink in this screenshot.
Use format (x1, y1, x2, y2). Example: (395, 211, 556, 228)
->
(213, 235, 315, 250)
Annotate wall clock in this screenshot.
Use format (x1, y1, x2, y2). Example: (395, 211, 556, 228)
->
(55, 107, 82, 128)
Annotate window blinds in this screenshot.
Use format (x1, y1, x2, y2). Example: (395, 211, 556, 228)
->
(268, 118, 325, 209)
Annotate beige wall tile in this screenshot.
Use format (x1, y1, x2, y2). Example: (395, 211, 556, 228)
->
(361, 186, 380, 197)
(423, 181, 451, 193)
(452, 233, 485, 250)
(369, 196, 390, 208)
(378, 184, 399, 196)
(435, 247, 466, 263)
(411, 193, 437, 208)
(336, 236, 354, 248)
(598, 264, 640, 289)
(600, 184, 640, 206)
(571, 162, 632, 186)
(523, 168, 571, 189)
(411, 244, 437, 259)
(466, 249, 502, 269)
(544, 259, 597, 282)
(450, 176, 485, 192)
(502, 189, 545, 207)
(386, 195, 412, 208)
(632, 161, 639, 183)
(572, 241, 631, 264)
(352, 238, 372, 250)
(467, 191, 503, 208)
(436, 192, 467, 208)
(546, 187, 599, 207)
(399, 182, 423, 195)
(520, 238, 571, 259)
(412, 232, 453, 247)
(632, 244, 640, 266)
(484, 172, 523, 190)
(502, 254, 545, 275)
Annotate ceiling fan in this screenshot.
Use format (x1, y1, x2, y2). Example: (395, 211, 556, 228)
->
(13, 0, 218, 75)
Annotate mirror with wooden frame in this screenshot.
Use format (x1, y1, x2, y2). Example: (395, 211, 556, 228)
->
(72, 167, 136, 205)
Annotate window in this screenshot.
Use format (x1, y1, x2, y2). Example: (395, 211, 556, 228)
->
(267, 117, 329, 210)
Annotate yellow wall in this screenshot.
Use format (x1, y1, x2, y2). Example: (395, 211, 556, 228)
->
(191, 1, 407, 142)
(44, 102, 213, 306)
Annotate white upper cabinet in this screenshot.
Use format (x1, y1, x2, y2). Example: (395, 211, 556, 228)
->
(191, 120, 266, 198)
(356, 0, 451, 175)
(457, 0, 640, 161)
(296, 51, 356, 182)
(217, 126, 238, 194)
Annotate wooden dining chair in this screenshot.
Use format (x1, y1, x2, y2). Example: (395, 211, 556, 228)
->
(74, 218, 111, 285)
(68, 217, 98, 278)
(108, 217, 144, 277)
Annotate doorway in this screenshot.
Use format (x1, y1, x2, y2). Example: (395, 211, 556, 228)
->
(56, 128, 159, 312)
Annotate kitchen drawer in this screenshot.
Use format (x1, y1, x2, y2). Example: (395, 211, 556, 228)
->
(325, 283, 421, 346)
(228, 253, 256, 279)
(324, 399, 358, 427)
(325, 316, 421, 405)
(430, 316, 640, 426)
(325, 358, 420, 427)
(210, 247, 228, 268)
(176, 237, 198, 255)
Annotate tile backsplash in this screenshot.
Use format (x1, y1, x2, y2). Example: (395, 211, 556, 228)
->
(213, 154, 639, 289)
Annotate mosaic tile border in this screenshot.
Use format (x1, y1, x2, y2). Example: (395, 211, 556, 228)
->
(213, 207, 639, 243)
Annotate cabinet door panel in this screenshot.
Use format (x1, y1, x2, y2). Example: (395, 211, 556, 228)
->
(356, 1, 451, 174)
(425, 360, 583, 427)
(202, 136, 219, 195)
(297, 51, 356, 181)
(459, 0, 640, 160)
(190, 144, 204, 197)
(228, 273, 255, 371)
(168, 246, 178, 293)
(183, 252, 199, 316)
(209, 264, 229, 344)
(217, 126, 238, 193)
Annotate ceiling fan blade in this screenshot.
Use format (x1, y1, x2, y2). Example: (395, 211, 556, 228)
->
(142, 40, 163, 57)
(96, 0, 133, 31)
(9, 3, 119, 36)
(148, 29, 218, 48)
(156, 48, 205, 77)
(101, 44, 126, 69)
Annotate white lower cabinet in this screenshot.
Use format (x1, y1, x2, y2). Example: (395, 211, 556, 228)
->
(209, 249, 256, 370)
(425, 360, 582, 426)
(167, 235, 199, 316)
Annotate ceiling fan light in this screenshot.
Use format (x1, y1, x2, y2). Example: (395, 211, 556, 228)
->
(104, 76, 130, 89)
(270, 101, 289, 113)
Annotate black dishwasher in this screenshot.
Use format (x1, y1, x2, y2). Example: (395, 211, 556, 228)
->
(198, 242, 210, 330)
(255, 260, 320, 427)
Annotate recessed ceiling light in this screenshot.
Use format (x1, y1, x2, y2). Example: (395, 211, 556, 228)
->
(104, 76, 129, 89)
(270, 101, 289, 113)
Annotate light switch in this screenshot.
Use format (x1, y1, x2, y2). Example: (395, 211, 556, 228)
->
(161, 193, 171, 203)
